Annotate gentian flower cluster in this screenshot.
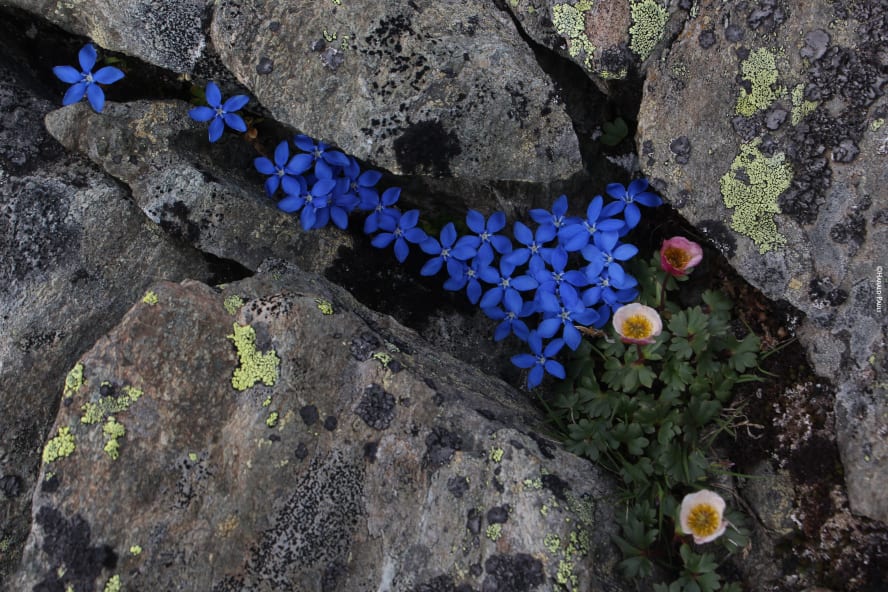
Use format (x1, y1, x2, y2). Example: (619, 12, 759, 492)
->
(252, 132, 662, 388)
(53, 43, 124, 113)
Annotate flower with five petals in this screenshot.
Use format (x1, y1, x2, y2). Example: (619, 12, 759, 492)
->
(53, 43, 124, 113)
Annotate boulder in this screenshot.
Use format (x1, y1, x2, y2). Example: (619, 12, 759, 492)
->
(12, 262, 629, 591)
(636, 0, 888, 522)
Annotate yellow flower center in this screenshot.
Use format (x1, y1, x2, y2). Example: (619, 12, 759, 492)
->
(687, 503, 721, 538)
(664, 246, 691, 269)
(621, 315, 653, 339)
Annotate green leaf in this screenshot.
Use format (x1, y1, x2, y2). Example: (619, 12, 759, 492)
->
(668, 310, 690, 337)
(600, 116, 629, 146)
(701, 289, 733, 314)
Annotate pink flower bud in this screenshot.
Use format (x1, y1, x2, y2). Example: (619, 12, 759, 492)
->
(660, 236, 703, 277)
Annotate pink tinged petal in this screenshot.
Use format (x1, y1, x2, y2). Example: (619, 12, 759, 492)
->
(208, 117, 225, 142)
(78, 44, 97, 72)
(205, 81, 222, 107)
(61, 81, 87, 105)
(223, 94, 249, 112)
(93, 66, 124, 84)
(86, 84, 105, 112)
(53, 65, 82, 83)
(223, 113, 247, 132)
(189, 106, 215, 122)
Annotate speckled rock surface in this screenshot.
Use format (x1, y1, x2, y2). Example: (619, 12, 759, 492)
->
(43, 100, 354, 275)
(12, 262, 629, 592)
(0, 20, 213, 581)
(209, 0, 583, 183)
(636, 0, 887, 522)
(1, 0, 209, 73)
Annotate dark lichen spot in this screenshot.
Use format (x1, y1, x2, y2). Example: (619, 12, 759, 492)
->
(466, 508, 482, 535)
(699, 29, 717, 48)
(725, 24, 744, 42)
(393, 120, 462, 177)
(800, 29, 830, 60)
(746, 0, 788, 33)
(831, 139, 859, 163)
(424, 426, 462, 468)
(158, 200, 201, 244)
(527, 432, 555, 460)
(486, 505, 510, 525)
(669, 136, 691, 164)
(764, 107, 788, 130)
(0, 474, 23, 498)
(363, 441, 379, 462)
(33, 506, 118, 592)
(294, 442, 309, 461)
(256, 56, 274, 74)
(349, 332, 382, 361)
(541, 473, 571, 502)
(355, 384, 396, 430)
(481, 554, 545, 592)
(323, 415, 338, 431)
(829, 211, 866, 250)
(321, 561, 346, 592)
(410, 574, 470, 592)
(299, 405, 319, 426)
(809, 277, 848, 307)
(41, 474, 60, 493)
(447, 476, 469, 498)
(697, 220, 738, 258)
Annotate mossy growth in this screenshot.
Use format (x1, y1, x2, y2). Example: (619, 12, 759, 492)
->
(489, 447, 504, 463)
(42, 426, 76, 463)
(141, 290, 158, 305)
(266, 411, 279, 428)
(719, 138, 792, 253)
(227, 323, 280, 391)
(103, 574, 121, 592)
(314, 297, 334, 315)
(552, 2, 596, 70)
(735, 48, 786, 117)
(629, 0, 668, 61)
(81, 386, 143, 425)
(102, 417, 126, 460)
(790, 83, 818, 125)
(485, 523, 503, 541)
(223, 295, 245, 315)
(63, 363, 85, 399)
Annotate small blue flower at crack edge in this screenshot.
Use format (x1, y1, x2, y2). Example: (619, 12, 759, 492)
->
(53, 43, 124, 113)
(254, 140, 313, 196)
(371, 209, 428, 263)
(419, 222, 479, 277)
(189, 81, 249, 143)
(511, 332, 565, 389)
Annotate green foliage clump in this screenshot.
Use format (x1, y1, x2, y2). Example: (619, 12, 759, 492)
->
(550, 251, 758, 590)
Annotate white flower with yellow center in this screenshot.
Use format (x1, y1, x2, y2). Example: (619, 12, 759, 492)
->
(679, 489, 728, 544)
(612, 303, 662, 345)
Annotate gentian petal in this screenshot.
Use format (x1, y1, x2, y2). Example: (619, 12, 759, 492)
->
(623, 203, 641, 229)
(208, 117, 225, 142)
(93, 66, 124, 84)
(330, 207, 349, 230)
(511, 353, 537, 369)
(544, 360, 566, 380)
(86, 84, 105, 112)
(272, 141, 290, 167)
(293, 134, 316, 152)
(323, 150, 351, 167)
(255, 156, 276, 175)
(490, 235, 513, 254)
(188, 106, 215, 122)
(264, 175, 281, 197)
(286, 153, 314, 176)
(359, 170, 382, 186)
(277, 195, 305, 213)
(627, 178, 649, 196)
(487, 211, 506, 233)
(466, 279, 482, 304)
(440, 223, 457, 247)
(205, 81, 222, 108)
(53, 65, 82, 84)
(420, 257, 444, 277)
(223, 113, 247, 132)
(78, 44, 97, 72)
(527, 365, 544, 389)
(394, 237, 409, 263)
(381, 187, 401, 206)
(61, 81, 87, 105)
(222, 94, 249, 112)
(466, 210, 485, 233)
(371, 232, 395, 248)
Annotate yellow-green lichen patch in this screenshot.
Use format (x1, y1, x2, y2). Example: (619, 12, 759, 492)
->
(63, 363, 85, 399)
(266, 411, 279, 428)
(102, 417, 126, 460)
(81, 386, 143, 425)
(43, 426, 76, 463)
(227, 323, 280, 391)
(544, 532, 561, 554)
(790, 83, 818, 125)
(262, 396, 272, 408)
(735, 48, 786, 117)
(552, 2, 596, 70)
(314, 297, 334, 315)
(485, 523, 503, 541)
(489, 447, 504, 463)
(719, 138, 792, 253)
(872, 118, 885, 131)
(141, 290, 158, 305)
(371, 351, 394, 368)
(103, 574, 121, 592)
(129, 545, 142, 556)
(188, 452, 199, 462)
(223, 295, 245, 315)
(629, 0, 667, 61)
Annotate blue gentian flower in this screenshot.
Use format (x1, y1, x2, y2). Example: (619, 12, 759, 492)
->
(53, 43, 124, 113)
(583, 271, 638, 326)
(558, 195, 625, 252)
(530, 246, 588, 310)
(362, 187, 401, 234)
(329, 178, 359, 230)
(536, 283, 598, 350)
(605, 179, 662, 230)
(298, 178, 336, 230)
(529, 195, 579, 235)
(277, 175, 309, 214)
(504, 221, 556, 269)
(254, 140, 313, 196)
(371, 209, 428, 263)
(476, 258, 538, 312)
(466, 210, 513, 258)
(419, 222, 479, 277)
(581, 232, 639, 286)
(484, 300, 535, 342)
(511, 331, 566, 389)
(293, 134, 352, 178)
(444, 248, 494, 305)
(189, 81, 249, 143)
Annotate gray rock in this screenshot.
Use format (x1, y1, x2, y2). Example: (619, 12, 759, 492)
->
(636, 0, 888, 522)
(12, 262, 629, 591)
(209, 0, 583, 183)
(0, 21, 213, 580)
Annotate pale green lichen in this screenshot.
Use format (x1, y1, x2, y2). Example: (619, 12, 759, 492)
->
(81, 386, 143, 425)
(489, 447, 504, 463)
(262, 396, 272, 408)
(556, 560, 578, 588)
(43, 426, 75, 463)
(188, 452, 199, 462)
(790, 83, 818, 125)
(102, 417, 126, 460)
(552, 2, 596, 70)
(485, 523, 503, 541)
(629, 0, 668, 61)
(103, 574, 121, 592)
(735, 48, 786, 117)
(266, 412, 279, 428)
(223, 295, 245, 315)
(544, 533, 561, 554)
(63, 363, 85, 399)
(141, 290, 158, 305)
(371, 351, 394, 368)
(719, 138, 792, 253)
(227, 324, 280, 391)
(129, 545, 142, 556)
(872, 118, 885, 131)
(314, 298, 334, 315)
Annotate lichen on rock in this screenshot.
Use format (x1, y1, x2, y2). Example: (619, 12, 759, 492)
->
(226, 323, 280, 391)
